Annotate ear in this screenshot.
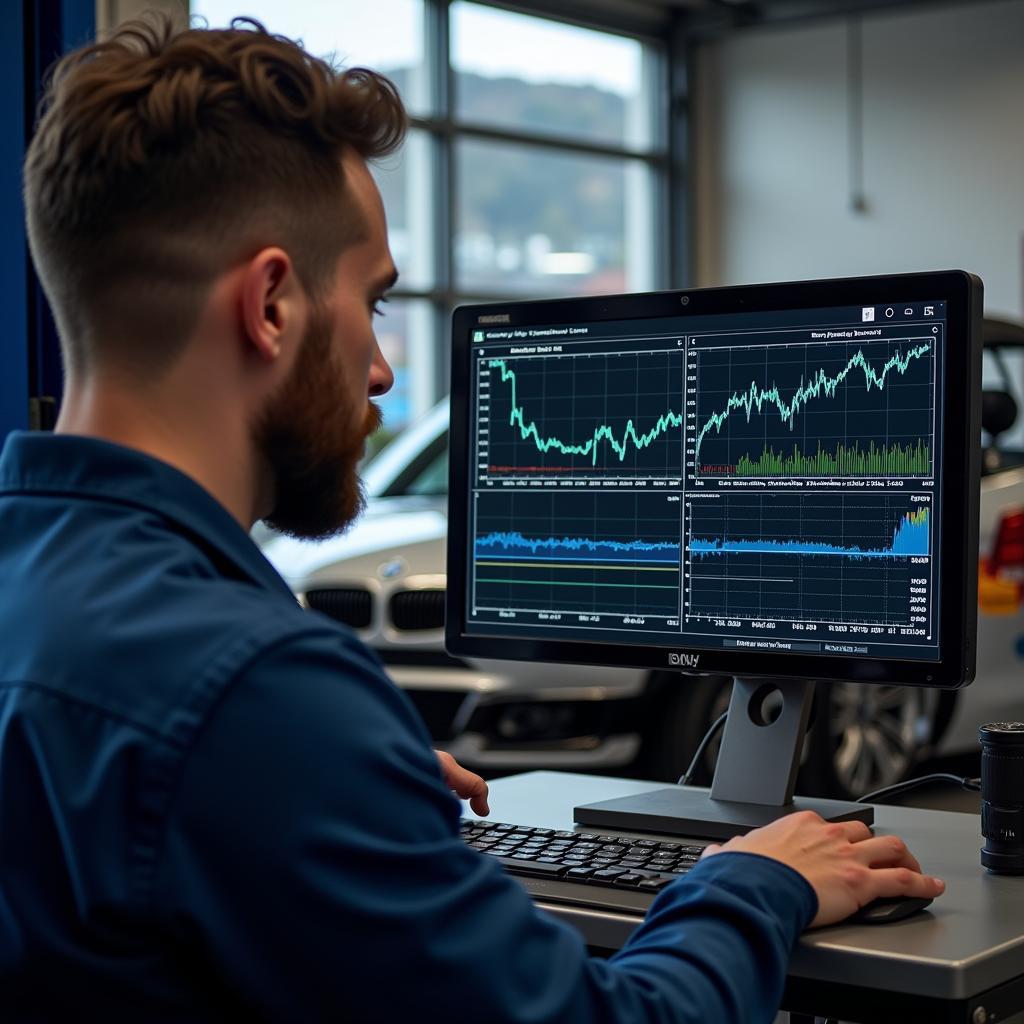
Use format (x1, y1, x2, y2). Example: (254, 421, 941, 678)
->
(239, 247, 303, 363)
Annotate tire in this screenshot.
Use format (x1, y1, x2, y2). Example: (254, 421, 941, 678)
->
(799, 681, 939, 800)
(641, 674, 733, 784)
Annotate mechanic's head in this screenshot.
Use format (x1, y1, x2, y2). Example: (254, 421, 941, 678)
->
(23, 15, 406, 539)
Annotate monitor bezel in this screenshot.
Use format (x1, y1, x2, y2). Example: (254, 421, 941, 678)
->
(445, 270, 982, 689)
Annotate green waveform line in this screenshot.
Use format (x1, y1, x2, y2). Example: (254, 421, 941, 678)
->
(694, 342, 932, 472)
(488, 358, 683, 466)
(734, 438, 931, 477)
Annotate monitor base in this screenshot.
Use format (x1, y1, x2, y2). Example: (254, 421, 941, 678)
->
(574, 787, 873, 840)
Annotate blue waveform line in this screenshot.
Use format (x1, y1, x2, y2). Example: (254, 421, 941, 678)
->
(476, 531, 680, 564)
(690, 509, 929, 559)
(694, 342, 932, 470)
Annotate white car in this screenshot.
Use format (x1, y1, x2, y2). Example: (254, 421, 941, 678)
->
(260, 321, 1024, 799)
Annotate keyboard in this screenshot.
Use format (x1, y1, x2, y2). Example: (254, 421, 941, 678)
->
(460, 819, 707, 913)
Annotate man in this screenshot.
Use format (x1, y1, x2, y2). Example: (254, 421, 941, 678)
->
(0, 15, 943, 1022)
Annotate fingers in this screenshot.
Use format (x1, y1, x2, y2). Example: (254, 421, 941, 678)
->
(469, 786, 490, 816)
(436, 751, 490, 815)
(863, 866, 945, 901)
(850, 834, 922, 873)
(835, 819, 874, 843)
(700, 844, 723, 860)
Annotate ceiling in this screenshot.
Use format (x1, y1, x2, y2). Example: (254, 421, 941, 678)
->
(507, 0, 999, 38)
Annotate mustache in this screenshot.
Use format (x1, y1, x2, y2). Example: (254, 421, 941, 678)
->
(364, 401, 383, 438)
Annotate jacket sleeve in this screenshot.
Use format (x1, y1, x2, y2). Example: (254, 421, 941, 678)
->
(154, 627, 816, 1024)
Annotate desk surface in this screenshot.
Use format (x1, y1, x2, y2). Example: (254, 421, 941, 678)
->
(474, 771, 1024, 1006)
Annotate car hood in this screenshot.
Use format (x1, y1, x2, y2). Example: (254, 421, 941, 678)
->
(260, 495, 448, 585)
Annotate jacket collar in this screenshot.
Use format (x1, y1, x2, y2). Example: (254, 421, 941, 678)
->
(0, 431, 297, 601)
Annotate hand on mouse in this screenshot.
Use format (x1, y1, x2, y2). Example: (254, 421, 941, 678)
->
(700, 810, 945, 927)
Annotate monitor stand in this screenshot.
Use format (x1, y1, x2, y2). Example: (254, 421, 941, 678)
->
(574, 676, 874, 840)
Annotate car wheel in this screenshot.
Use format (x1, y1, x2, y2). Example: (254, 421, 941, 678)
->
(799, 681, 938, 800)
(642, 675, 733, 784)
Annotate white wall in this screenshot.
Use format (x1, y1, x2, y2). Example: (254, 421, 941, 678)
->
(694, 0, 1024, 321)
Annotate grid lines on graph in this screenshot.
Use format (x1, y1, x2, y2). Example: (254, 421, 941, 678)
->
(479, 348, 684, 480)
(472, 490, 682, 618)
(684, 492, 933, 628)
(689, 337, 935, 479)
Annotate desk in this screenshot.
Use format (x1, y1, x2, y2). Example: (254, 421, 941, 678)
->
(476, 771, 1024, 1024)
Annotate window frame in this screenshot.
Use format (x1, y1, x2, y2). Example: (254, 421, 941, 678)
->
(383, 0, 677, 410)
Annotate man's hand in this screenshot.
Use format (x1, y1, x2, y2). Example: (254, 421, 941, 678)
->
(435, 750, 490, 816)
(700, 810, 945, 928)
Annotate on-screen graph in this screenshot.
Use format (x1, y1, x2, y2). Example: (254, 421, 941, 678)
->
(478, 349, 684, 480)
(689, 337, 935, 479)
(472, 491, 682, 624)
(685, 493, 933, 630)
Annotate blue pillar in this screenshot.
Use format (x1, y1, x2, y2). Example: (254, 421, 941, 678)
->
(0, 2, 28, 438)
(2, 0, 96, 440)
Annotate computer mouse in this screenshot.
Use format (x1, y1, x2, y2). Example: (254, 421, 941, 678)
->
(848, 896, 934, 924)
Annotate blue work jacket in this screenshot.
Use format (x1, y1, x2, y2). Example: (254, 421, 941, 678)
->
(0, 431, 815, 1022)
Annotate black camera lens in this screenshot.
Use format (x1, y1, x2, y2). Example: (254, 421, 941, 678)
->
(980, 722, 1024, 874)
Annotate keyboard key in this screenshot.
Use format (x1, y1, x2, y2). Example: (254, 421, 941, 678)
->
(566, 866, 596, 879)
(638, 877, 674, 892)
(633, 840, 657, 848)
(601, 846, 627, 857)
(613, 873, 647, 887)
(592, 868, 627, 881)
(493, 824, 516, 832)
(531, 828, 555, 837)
(498, 858, 569, 878)
(576, 833, 600, 841)
(553, 831, 577, 839)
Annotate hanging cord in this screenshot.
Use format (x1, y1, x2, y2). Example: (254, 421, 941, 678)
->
(677, 711, 729, 786)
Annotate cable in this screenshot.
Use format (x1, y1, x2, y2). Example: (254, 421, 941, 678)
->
(857, 772, 981, 805)
(677, 711, 729, 786)
(674, 714, 983, 806)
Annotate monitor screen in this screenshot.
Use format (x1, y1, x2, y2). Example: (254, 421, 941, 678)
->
(447, 272, 982, 691)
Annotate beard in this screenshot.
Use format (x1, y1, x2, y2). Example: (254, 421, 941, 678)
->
(254, 305, 382, 541)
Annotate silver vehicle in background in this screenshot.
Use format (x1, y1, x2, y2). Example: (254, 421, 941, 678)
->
(260, 320, 1024, 799)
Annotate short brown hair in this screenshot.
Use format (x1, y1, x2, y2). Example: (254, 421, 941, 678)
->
(23, 15, 406, 376)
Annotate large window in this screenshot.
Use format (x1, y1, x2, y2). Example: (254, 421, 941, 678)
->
(191, 1, 668, 440)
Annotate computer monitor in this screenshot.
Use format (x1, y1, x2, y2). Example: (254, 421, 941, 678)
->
(446, 271, 982, 838)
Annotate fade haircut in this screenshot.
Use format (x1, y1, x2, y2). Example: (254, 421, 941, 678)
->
(23, 15, 406, 377)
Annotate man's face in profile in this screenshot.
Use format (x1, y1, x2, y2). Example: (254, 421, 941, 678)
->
(255, 153, 396, 540)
